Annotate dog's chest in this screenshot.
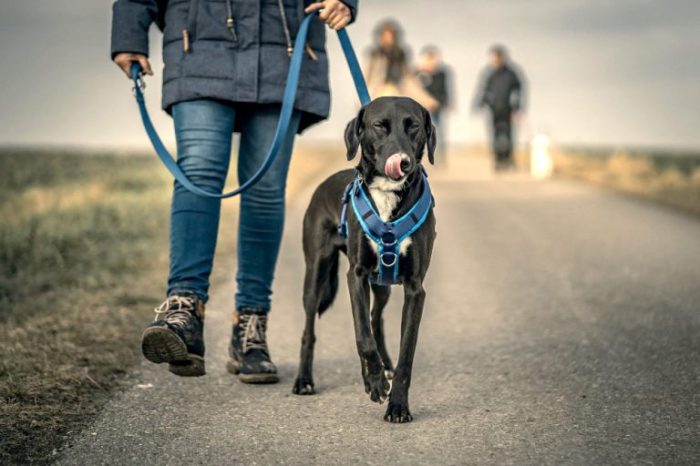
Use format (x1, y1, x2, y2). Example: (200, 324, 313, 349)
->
(367, 181, 412, 256)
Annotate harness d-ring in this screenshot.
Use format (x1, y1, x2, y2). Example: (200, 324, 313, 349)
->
(381, 231, 397, 247)
(380, 251, 398, 267)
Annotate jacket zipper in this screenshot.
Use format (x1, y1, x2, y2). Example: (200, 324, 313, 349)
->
(279, 0, 317, 60)
(225, 0, 238, 41)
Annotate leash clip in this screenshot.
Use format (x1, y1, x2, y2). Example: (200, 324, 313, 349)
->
(131, 74, 146, 97)
(353, 176, 363, 196)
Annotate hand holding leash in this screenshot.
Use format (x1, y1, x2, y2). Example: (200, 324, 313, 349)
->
(114, 52, 152, 79)
(304, 0, 352, 30)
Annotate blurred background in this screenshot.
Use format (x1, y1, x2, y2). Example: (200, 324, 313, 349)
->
(1, 0, 699, 149)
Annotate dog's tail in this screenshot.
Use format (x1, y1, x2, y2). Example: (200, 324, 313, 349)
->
(317, 249, 340, 316)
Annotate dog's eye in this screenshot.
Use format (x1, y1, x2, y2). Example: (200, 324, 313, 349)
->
(372, 121, 387, 132)
(405, 119, 420, 133)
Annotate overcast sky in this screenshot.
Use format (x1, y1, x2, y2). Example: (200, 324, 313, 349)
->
(0, 0, 698, 149)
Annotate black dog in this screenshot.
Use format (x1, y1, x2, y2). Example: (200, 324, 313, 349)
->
(292, 96, 437, 423)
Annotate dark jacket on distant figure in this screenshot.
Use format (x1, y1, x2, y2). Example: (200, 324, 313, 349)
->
(416, 67, 450, 112)
(111, 0, 358, 132)
(477, 64, 524, 117)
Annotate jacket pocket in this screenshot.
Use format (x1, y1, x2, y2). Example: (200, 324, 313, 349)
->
(260, 0, 299, 49)
(193, 0, 240, 46)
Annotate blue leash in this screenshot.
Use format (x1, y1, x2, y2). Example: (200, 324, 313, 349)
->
(130, 12, 370, 199)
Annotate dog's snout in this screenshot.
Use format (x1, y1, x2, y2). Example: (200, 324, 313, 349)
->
(385, 153, 412, 181)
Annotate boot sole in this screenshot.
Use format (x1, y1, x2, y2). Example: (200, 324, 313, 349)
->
(141, 327, 205, 377)
(226, 358, 279, 384)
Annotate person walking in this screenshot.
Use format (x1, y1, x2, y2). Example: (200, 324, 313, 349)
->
(415, 45, 451, 158)
(474, 45, 525, 171)
(111, 0, 357, 383)
(364, 20, 438, 112)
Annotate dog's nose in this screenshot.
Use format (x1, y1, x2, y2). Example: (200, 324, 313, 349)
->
(400, 156, 411, 173)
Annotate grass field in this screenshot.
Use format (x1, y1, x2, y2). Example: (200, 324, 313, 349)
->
(0, 145, 338, 464)
(550, 147, 700, 216)
(0, 149, 173, 463)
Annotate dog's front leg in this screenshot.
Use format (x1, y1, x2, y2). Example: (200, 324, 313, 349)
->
(384, 278, 425, 423)
(347, 267, 390, 403)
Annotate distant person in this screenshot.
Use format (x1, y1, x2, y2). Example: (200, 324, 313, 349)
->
(365, 20, 438, 112)
(474, 45, 526, 171)
(111, 0, 357, 384)
(415, 46, 452, 157)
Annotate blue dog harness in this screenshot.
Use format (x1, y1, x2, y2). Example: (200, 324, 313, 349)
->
(339, 168, 433, 286)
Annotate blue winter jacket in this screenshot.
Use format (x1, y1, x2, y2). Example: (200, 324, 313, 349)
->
(111, 0, 358, 132)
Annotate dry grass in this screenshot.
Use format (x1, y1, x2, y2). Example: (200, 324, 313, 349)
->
(0, 145, 339, 464)
(0, 149, 172, 464)
(538, 147, 700, 216)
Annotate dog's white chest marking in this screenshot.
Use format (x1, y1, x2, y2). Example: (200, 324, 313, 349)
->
(367, 177, 412, 256)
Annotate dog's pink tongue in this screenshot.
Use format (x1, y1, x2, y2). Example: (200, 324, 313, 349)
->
(385, 154, 405, 180)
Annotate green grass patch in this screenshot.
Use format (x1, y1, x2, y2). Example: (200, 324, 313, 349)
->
(0, 145, 335, 464)
(0, 149, 171, 464)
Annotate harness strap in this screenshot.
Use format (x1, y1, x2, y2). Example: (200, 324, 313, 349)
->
(130, 12, 370, 199)
(342, 169, 433, 285)
(338, 180, 354, 239)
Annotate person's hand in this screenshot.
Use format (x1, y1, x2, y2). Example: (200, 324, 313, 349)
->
(114, 52, 153, 79)
(304, 0, 352, 30)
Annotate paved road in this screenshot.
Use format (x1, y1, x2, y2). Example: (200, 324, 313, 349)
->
(60, 155, 700, 465)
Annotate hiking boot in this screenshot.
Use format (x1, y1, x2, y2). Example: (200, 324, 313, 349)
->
(226, 308, 278, 384)
(141, 293, 206, 377)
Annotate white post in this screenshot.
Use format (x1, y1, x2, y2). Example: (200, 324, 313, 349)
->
(530, 134, 553, 179)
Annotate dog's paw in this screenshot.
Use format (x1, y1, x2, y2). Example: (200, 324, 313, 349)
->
(363, 370, 390, 403)
(384, 402, 413, 423)
(292, 376, 315, 395)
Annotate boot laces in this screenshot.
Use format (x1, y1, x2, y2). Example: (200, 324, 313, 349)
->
(155, 295, 196, 329)
(240, 314, 268, 352)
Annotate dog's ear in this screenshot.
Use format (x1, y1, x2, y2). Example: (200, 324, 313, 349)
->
(344, 108, 365, 161)
(423, 108, 437, 165)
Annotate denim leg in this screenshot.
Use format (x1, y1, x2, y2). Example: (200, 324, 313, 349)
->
(168, 99, 236, 302)
(235, 105, 301, 311)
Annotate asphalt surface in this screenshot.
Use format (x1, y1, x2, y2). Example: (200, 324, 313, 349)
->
(60, 155, 700, 465)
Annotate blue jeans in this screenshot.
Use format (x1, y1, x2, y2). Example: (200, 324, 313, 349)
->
(167, 99, 300, 312)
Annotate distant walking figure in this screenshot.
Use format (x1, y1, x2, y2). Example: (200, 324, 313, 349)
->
(365, 20, 438, 112)
(415, 45, 451, 158)
(475, 45, 525, 171)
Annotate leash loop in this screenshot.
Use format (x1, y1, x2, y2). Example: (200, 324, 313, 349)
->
(130, 12, 370, 199)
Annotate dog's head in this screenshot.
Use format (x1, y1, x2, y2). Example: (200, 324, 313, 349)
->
(344, 96, 436, 183)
